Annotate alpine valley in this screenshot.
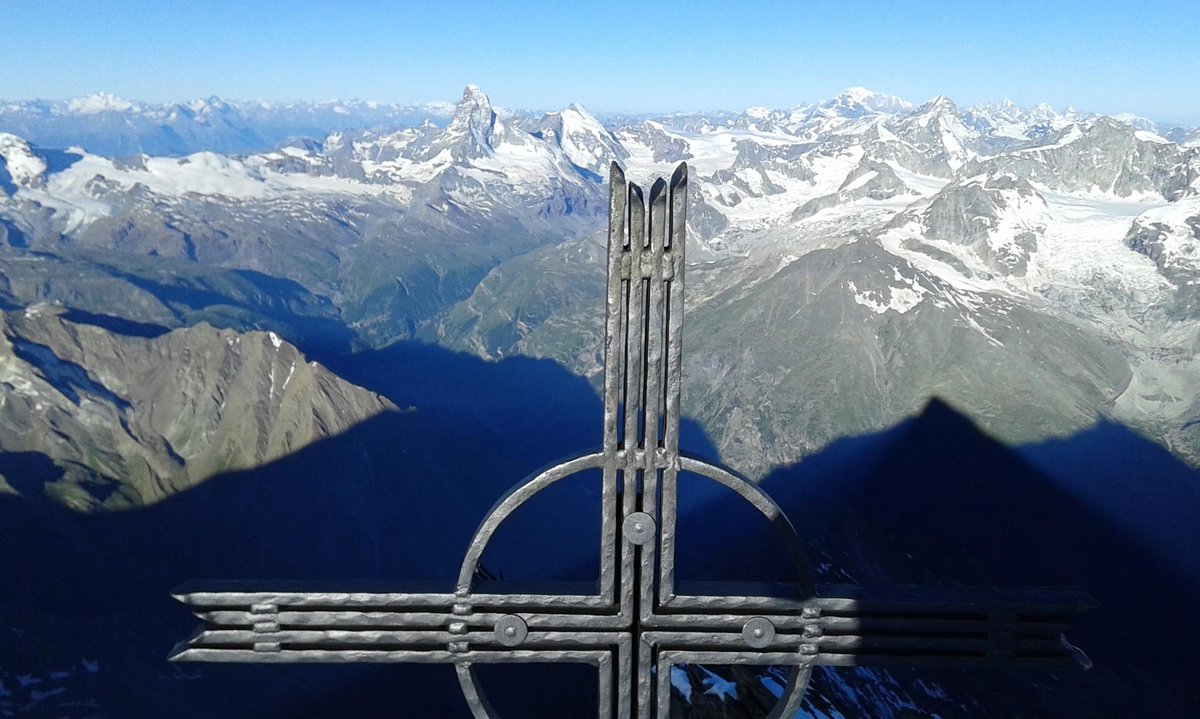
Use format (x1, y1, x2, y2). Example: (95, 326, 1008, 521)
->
(1, 86, 1199, 718)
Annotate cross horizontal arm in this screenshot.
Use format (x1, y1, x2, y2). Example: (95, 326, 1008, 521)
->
(169, 578, 641, 664)
(645, 581, 1093, 670)
(169, 602, 632, 663)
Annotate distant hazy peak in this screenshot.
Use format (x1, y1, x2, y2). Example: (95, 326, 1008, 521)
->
(66, 92, 138, 114)
(841, 86, 877, 101)
(833, 87, 912, 111)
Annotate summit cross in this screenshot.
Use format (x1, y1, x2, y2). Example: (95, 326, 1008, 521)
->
(170, 162, 1094, 718)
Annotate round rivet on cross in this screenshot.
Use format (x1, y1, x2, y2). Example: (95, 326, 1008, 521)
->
(623, 512, 657, 545)
(494, 615, 528, 647)
(743, 617, 776, 648)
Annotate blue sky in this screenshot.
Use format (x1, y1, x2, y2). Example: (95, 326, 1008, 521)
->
(4, 0, 1198, 124)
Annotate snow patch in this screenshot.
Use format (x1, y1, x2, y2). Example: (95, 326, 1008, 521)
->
(1134, 129, 1170, 144)
(282, 360, 297, 391)
(847, 276, 926, 314)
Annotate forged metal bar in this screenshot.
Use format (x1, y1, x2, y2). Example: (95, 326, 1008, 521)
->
(171, 162, 1095, 718)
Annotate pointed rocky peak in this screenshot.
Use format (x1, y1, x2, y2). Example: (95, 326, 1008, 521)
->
(1086, 115, 1136, 140)
(446, 85, 496, 139)
(536, 101, 627, 175)
(405, 85, 504, 164)
(453, 84, 496, 128)
(886, 96, 976, 173)
(557, 102, 608, 133)
(913, 95, 961, 120)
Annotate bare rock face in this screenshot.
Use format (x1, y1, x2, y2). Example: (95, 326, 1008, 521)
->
(0, 306, 394, 509)
(896, 173, 1050, 277)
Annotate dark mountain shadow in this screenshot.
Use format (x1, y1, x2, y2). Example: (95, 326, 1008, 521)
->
(0, 341, 717, 718)
(677, 398, 1200, 718)
(0, 451, 65, 501)
(315, 340, 722, 469)
(6, 333, 1197, 717)
(0, 217, 28, 249)
(59, 307, 173, 338)
(0, 162, 15, 195)
(35, 147, 85, 175)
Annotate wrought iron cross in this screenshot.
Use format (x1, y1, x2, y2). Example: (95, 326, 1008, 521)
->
(171, 163, 1094, 717)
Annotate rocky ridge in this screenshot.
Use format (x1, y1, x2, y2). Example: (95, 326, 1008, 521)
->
(0, 305, 394, 507)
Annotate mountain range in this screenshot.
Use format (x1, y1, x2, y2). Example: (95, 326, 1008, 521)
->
(2, 84, 1199, 717)
(8, 84, 1195, 476)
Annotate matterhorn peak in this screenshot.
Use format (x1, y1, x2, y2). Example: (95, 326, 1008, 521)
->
(460, 85, 492, 110)
(452, 85, 495, 125)
(445, 85, 493, 126)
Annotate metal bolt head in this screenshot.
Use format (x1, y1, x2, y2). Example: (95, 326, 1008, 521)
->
(742, 617, 776, 648)
(623, 511, 657, 545)
(494, 615, 528, 647)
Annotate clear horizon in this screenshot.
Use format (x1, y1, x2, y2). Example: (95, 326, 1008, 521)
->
(3, 0, 1199, 126)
